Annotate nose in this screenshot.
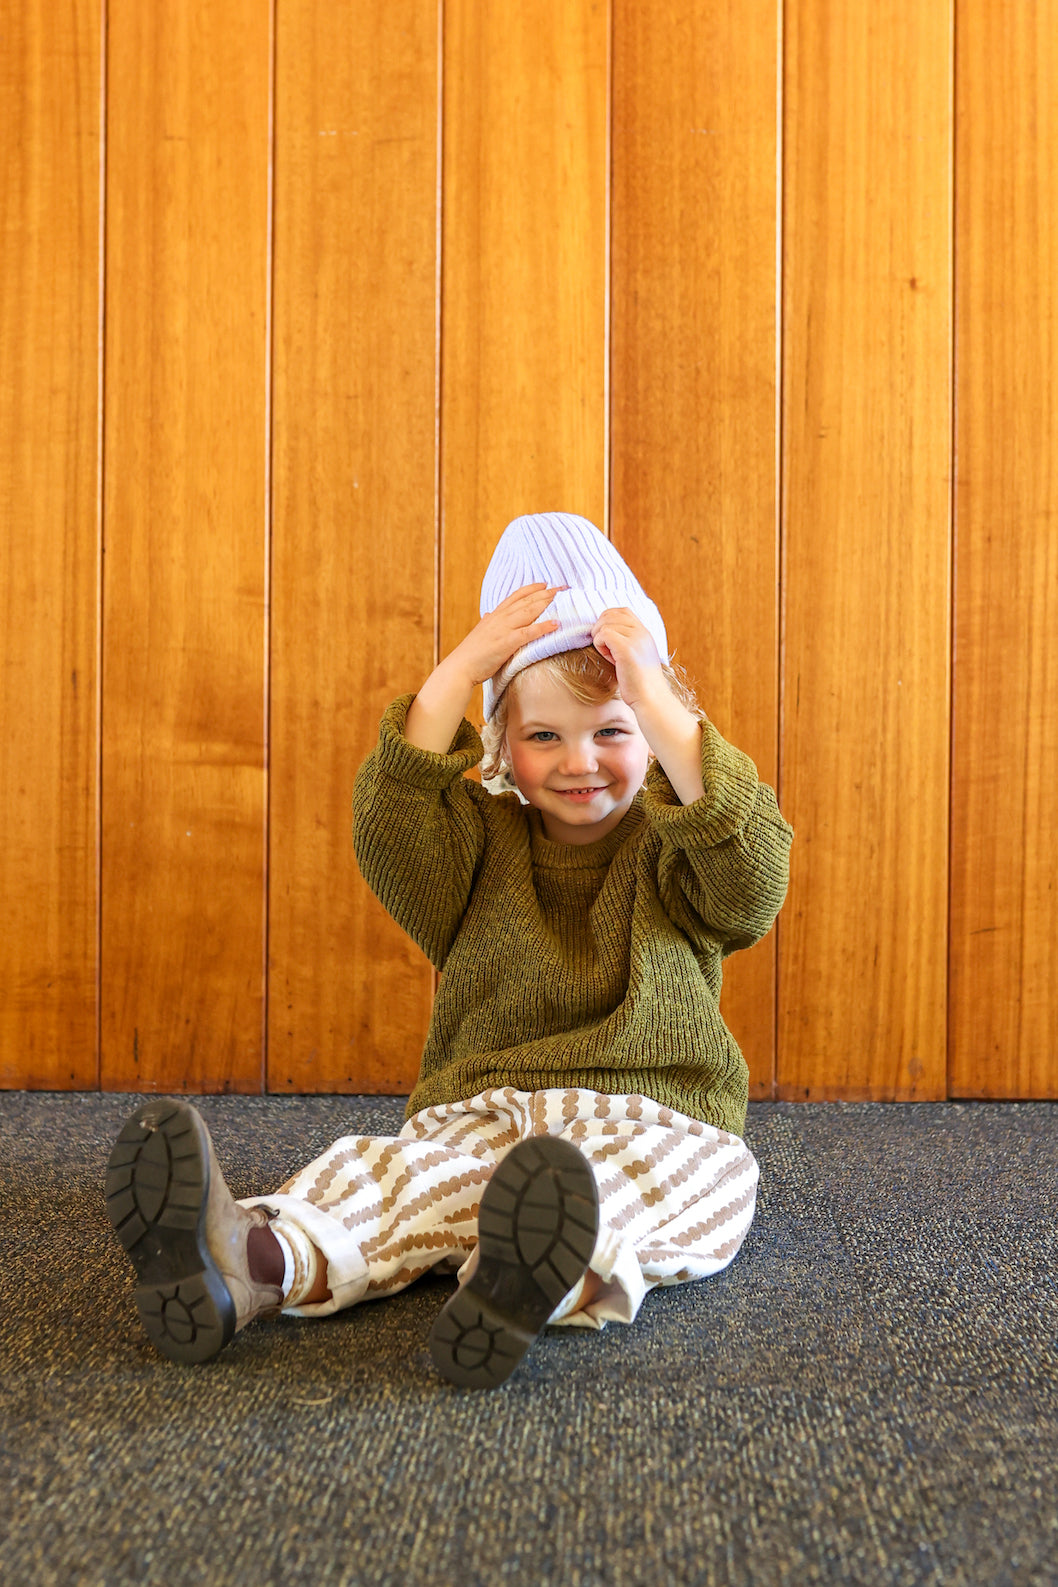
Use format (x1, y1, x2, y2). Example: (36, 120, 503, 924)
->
(558, 737, 599, 776)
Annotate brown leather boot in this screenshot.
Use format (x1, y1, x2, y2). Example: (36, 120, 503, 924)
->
(429, 1135, 599, 1390)
(105, 1099, 284, 1363)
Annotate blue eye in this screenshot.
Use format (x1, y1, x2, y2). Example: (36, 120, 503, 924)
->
(531, 731, 557, 742)
(596, 728, 623, 739)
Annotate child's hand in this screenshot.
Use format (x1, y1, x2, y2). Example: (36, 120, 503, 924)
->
(407, 583, 565, 755)
(593, 608, 705, 804)
(452, 583, 565, 687)
(591, 608, 666, 710)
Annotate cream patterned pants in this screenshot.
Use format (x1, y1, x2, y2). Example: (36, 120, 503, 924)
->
(242, 1088, 759, 1330)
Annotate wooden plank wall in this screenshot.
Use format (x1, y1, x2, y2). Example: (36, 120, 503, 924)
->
(0, 0, 101, 1087)
(779, 0, 953, 1099)
(950, 0, 1058, 1096)
(2, 0, 1056, 1101)
(100, 1, 271, 1092)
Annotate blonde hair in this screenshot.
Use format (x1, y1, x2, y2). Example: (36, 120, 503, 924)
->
(481, 647, 703, 791)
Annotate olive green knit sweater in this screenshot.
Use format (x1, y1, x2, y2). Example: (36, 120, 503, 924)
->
(352, 695, 793, 1136)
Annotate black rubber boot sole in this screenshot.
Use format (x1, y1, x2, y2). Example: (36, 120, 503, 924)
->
(429, 1135, 599, 1390)
(104, 1099, 236, 1364)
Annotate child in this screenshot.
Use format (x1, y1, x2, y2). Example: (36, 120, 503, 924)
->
(106, 512, 792, 1389)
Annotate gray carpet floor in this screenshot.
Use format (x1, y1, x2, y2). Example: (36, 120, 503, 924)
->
(1, 1093, 1055, 1587)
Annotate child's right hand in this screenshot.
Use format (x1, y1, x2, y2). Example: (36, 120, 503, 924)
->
(404, 584, 564, 754)
(450, 583, 565, 687)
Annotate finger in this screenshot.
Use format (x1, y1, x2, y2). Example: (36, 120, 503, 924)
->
(519, 618, 562, 641)
(489, 583, 566, 617)
(593, 610, 636, 635)
(508, 582, 567, 601)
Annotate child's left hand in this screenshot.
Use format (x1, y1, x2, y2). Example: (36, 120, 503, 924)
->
(591, 608, 666, 711)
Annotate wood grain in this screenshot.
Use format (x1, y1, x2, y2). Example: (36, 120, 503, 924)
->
(100, 0, 270, 1092)
(778, 0, 952, 1099)
(6, 2, 1056, 1100)
(268, 1, 439, 1093)
(0, 0, 101, 1087)
(950, 1, 1058, 1097)
(610, 0, 781, 1096)
(439, 0, 609, 673)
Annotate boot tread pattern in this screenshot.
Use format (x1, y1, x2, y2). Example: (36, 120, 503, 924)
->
(105, 1103, 204, 1247)
(477, 1144, 598, 1307)
(135, 1274, 231, 1361)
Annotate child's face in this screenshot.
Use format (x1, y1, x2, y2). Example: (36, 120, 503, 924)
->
(504, 667, 651, 845)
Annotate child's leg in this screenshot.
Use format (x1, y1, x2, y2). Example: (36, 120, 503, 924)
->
(428, 1090, 757, 1336)
(106, 1099, 504, 1360)
(398, 1089, 754, 1383)
(236, 1129, 497, 1320)
(545, 1094, 760, 1329)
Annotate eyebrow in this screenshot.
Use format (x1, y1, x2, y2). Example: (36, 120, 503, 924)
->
(518, 715, 632, 732)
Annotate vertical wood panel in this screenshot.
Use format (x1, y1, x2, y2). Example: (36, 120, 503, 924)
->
(611, 0, 780, 1096)
(778, 0, 952, 1099)
(950, 2, 1058, 1097)
(6, 2, 1056, 1100)
(268, 2, 439, 1093)
(0, 0, 100, 1087)
(100, 1, 270, 1092)
(440, 0, 608, 667)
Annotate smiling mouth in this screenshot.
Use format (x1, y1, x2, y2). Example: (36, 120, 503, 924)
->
(555, 786, 606, 796)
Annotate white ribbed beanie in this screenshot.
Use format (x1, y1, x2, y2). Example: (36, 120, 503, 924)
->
(480, 512, 669, 720)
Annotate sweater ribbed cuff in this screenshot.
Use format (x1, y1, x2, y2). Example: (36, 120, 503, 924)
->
(374, 694, 484, 790)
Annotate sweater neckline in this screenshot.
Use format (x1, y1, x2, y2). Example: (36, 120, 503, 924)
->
(527, 796, 644, 870)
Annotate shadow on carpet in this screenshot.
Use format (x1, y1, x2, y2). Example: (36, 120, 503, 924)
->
(1, 1093, 1056, 1587)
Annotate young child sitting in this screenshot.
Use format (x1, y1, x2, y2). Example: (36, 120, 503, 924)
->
(105, 512, 792, 1389)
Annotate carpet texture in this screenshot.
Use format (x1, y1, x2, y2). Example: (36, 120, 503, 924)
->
(1, 1094, 1055, 1586)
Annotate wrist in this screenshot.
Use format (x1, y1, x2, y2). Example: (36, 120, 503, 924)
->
(405, 655, 476, 754)
(428, 648, 478, 704)
(624, 667, 677, 720)
(633, 689, 705, 805)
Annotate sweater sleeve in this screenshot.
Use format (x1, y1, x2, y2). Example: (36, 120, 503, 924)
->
(352, 694, 488, 969)
(641, 719, 793, 955)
